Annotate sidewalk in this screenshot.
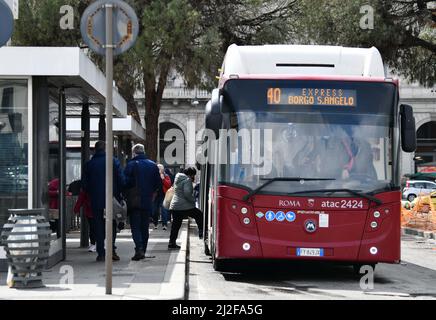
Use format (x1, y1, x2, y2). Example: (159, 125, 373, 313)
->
(0, 221, 189, 300)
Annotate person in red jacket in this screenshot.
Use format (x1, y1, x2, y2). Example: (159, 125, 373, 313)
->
(48, 178, 59, 211)
(152, 164, 172, 230)
(74, 190, 96, 252)
(48, 178, 60, 234)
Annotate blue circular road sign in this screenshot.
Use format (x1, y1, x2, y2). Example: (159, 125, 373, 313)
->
(0, 0, 14, 47)
(80, 0, 139, 56)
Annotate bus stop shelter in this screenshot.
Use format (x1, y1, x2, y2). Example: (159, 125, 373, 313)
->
(0, 47, 128, 270)
(66, 115, 145, 167)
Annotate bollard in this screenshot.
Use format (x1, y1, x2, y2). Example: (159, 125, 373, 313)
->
(0, 209, 51, 289)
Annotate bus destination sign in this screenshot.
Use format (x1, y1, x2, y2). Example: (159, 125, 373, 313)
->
(267, 87, 357, 107)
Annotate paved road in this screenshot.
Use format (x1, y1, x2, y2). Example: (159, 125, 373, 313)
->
(187, 225, 436, 300)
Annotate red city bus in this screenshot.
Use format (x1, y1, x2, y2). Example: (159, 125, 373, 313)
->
(199, 45, 417, 272)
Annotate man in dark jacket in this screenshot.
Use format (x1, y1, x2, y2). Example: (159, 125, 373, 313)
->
(83, 141, 125, 262)
(124, 144, 161, 261)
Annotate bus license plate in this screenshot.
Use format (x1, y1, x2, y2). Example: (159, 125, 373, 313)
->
(297, 248, 324, 257)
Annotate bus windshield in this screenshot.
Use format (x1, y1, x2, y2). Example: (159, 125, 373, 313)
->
(218, 79, 398, 196)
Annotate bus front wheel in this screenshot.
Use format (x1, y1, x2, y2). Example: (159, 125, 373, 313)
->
(212, 256, 229, 272)
(213, 259, 226, 272)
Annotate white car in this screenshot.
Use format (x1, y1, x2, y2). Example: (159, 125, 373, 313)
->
(402, 180, 436, 202)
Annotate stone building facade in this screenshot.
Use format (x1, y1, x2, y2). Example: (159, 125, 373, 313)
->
(136, 77, 210, 174)
(399, 79, 436, 177)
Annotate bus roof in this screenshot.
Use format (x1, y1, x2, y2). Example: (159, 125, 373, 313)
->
(219, 45, 386, 86)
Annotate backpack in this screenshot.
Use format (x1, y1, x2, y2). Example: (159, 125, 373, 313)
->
(125, 161, 142, 211)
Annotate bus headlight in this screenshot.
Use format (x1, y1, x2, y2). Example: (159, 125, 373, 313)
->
(370, 221, 378, 228)
(373, 211, 381, 218)
(243, 217, 250, 225)
(370, 247, 378, 255)
(241, 207, 248, 214)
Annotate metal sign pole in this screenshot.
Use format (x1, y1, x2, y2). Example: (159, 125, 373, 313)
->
(105, 3, 114, 295)
(80, 0, 139, 296)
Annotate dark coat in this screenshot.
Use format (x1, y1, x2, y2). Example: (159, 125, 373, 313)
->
(82, 151, 125, 215)
(123, 153, 161, 214)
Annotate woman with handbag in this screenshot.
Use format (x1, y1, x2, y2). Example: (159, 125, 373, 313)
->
(152, 164, 173, 230)
(168, 167, 203, 249)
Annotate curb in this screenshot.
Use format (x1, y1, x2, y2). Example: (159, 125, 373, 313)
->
(402, 227, 436, 240)
(158, 220, 189, 300)
(184, 218, 191, 300)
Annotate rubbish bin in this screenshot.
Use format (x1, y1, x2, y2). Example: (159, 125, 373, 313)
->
(0, 209, 51, 288)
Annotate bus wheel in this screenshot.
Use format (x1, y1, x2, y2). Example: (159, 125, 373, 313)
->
(212, 257, 228, 272)
(353, 263, 376, 275)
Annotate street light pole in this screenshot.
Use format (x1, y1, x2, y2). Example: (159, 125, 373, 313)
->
(105, 3, 114, 295)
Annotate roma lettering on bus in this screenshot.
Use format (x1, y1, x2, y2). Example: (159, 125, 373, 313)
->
(278, 200, 301, 207)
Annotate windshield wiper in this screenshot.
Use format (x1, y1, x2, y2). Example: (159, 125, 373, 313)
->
(287, 188, 383, 205)
(242, 177, 336, 202)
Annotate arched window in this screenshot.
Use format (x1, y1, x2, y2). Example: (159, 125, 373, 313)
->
(416, 121, 436, 164)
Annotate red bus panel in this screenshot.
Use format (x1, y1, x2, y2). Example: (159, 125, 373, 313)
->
(215, 185, 401, 264)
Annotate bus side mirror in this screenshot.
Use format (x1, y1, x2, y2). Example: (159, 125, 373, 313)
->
(205, 89, 222, 139)
(400, 104, 416, 153)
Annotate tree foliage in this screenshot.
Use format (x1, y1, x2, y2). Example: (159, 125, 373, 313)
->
(13, 0, 435, 161)
(13, 0, 85, 46)
(297, 0, 436, 86)
(13, 0, 141, 123)
(123, 0, 299, 160)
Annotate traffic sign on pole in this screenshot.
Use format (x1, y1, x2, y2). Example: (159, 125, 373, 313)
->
(81, 0, 139, 56)
(0, 0, 14, 47)
(80, 0, 138, 295)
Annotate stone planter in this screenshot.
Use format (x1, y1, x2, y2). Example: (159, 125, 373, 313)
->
(0, 209, 51, 288)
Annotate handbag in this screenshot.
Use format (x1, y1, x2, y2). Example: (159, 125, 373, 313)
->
(125, 161, 142, 210)
(163, 186, 174, 210)
(113, 197, 127, 223)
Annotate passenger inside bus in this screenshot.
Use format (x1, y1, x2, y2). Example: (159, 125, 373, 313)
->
(276, 123, 378, 183)
(225, 111, 386, 193)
